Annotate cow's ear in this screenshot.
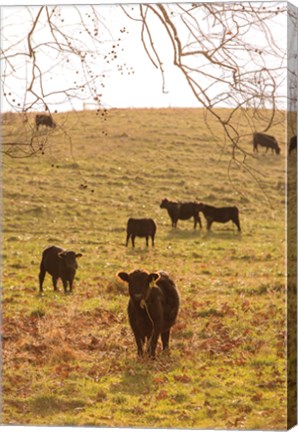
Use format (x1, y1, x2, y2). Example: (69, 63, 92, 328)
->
(117, 272, 129, 283)
(148, 272, 160, 288)
(58, 251, 67, 259)
(76, 253, 83, 258)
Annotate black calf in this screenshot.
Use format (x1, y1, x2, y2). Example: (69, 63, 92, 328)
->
(253, 132, 280, 155)
(118, 269, 180, 358)
(197, 203, 241, 232)
(35, 114, 56, 130)
(160, 198, 202, 229)
(126, 218, 157, 247)
(39, 245, 82, 293)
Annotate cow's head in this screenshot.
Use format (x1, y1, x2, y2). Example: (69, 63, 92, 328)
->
(275, 147, 281, 155)
(58, 250, 82, 270)
(118, 269, 160, 305)
(160, 198, 169, 209)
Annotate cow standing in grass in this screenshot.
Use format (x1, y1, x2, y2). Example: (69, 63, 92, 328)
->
(253, 132, 280, 155)
(126, 218, 157, 248)
(118, 269, 180, 359)
(39, 246, 82, 293)
(35, 114, 56, 131)
(197, 203, 241, 232)
(160, 198, 202, 229)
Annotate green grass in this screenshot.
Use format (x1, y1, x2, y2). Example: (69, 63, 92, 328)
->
(2, 107, 291, 429)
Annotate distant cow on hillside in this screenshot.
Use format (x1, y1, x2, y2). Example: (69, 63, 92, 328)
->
(197, 203, 241, 232)
(289, 135, 297, 155)
(160, 198, 202, 229)
(126, 218, 157, 248)
(35, 114, 56, 130)
(253, 132, 280, 155)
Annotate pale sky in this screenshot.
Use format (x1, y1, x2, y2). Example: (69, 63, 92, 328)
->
(0, 1, 291, 113)
(1, 3, 201, 112)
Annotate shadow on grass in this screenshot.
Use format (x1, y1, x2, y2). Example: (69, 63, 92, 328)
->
(30, 394, 86, 416)
(200, 230, 242, 241)
(114, 352, 180, 396)
(124, 245, 157, 255)
(165, 227, 241, 241)
(164, 228, 201, 240)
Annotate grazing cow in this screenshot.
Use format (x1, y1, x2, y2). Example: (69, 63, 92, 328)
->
(126, 218, 157, 248)
(197, 203, 241, 232)
(39, 246, 82, 293)
(289, 135, 297, 155)
(35, 114, 56, 130)
(160, 198, 202, 229)
(253, 132, 280, 155)
(118, 269, 180, 358)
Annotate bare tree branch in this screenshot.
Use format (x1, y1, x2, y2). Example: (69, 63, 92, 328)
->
(1, 1, 294, 194)
(119, 1, 290, 196)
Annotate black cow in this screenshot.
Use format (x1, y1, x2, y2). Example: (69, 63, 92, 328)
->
(118, 269, 180, 359)
(197, 203, 241, 232)
(160, 198, 202, 229)
(126, 218, 157, 248)
(35, 114, 56, 130)
(253, 132, 280, 155)
(289, 135, 297, 155)
(39, 246, 82, 293)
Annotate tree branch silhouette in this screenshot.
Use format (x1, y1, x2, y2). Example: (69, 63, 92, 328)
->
(1, 1, 292, 182)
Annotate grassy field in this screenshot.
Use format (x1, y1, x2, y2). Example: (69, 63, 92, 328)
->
(2, 108, 291, 429)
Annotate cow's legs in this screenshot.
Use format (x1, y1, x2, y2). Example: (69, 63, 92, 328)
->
(161, 331, 170, 351)
(151, 234, 155, 247)
(134, 333, 145, 356)
(194, 214, 202, 229)
(198, 215, 202, 229)
(62, 278, 68, 293)
(148, 332, 159, 359)
(146, 236, 149, 247)
(233, 217, 241, 232)
(52, 276, 59, 291)
(171, 219, 177, 228)
(139, 338, 145, 356)
(135, 337, 144, 356)
(131, 235, 135, 248)
(206, 219, 213, 231)
(39, 266, 46, 293)
(125, 233, 130, 247)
